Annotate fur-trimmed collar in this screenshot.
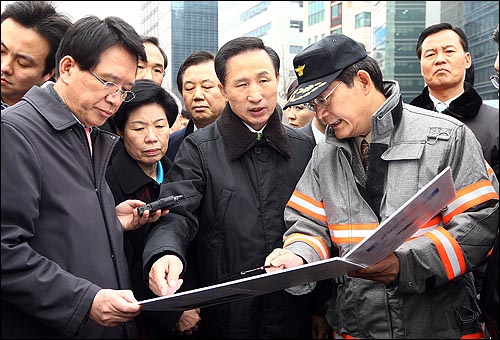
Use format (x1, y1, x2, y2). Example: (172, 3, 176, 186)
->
(410, 82, 483, 120)
(217, 105, 291, 160)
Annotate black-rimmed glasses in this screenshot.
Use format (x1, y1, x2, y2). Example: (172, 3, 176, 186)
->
(490, 75, 499, 90)
(89, 70, 135, 102)
(305, 81, 343, 112)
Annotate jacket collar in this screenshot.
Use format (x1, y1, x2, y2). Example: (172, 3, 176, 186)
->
(111, 146, 172, 194)
(217, 104, 291, 160)
(410, 82, 482, 120)
(24, 85, 80, 131)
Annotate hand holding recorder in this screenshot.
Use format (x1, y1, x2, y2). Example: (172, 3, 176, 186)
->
(137, 195, 185, 217)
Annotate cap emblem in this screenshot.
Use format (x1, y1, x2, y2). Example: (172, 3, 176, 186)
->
(295, 64, 305, 77)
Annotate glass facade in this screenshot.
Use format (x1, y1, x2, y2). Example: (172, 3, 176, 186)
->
(308, 1, 326, 26)
(384, 1, 427, 102)
(171, 1, 218, 98)
(442, 1, 499, 100)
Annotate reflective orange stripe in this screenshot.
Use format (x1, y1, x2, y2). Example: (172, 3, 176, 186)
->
(443, 180, 498, 224)
(287, 190, 327, 222)
(329, 223, 378, 244)
(426, 227, 466, 280)
(460, 331, 484, 339)
(485, 160, 494, 175)
(332, 330, 483, 339)
(332, 330, 359, 339)
(283, 233, 330, 260)
(291, 189, 324, 208)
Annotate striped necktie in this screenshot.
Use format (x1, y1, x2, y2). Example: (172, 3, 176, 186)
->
(361, 138, 369, 170)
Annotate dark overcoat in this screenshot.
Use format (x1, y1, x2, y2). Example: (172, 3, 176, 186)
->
(144, 105, 316, 338)
(1, 86, 136, 339)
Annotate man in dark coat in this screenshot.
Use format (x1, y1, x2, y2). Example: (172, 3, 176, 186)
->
(143, 37, 316, 338)
(411, 23, 499, 180)
(166, 50, 226, 161)
(411, 24, 499, 305)
(1, 16, 158, 339)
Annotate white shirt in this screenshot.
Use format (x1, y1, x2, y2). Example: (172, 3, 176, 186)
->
(429, 91, 463, 112)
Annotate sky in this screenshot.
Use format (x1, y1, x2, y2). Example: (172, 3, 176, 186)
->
(1, 1, 142, 33)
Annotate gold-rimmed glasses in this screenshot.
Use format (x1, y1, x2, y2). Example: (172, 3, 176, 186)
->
(88, 70, 135, 102)
(305, 81, 343, 112)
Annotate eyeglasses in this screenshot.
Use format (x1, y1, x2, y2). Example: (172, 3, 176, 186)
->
(88, 70, 135, 102)
(490, 75, 499, 89)
(305, 81, 343, 112)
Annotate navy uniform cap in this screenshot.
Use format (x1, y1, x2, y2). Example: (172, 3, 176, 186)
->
(283, 34, 367, 109)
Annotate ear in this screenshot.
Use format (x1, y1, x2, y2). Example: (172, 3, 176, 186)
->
(57, 56, 77, 84)
(356, 70, 371, 93)
(464, 51, 472, 69)
(218, 83, 228, 100)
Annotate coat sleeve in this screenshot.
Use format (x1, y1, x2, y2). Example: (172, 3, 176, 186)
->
(282, 147, 334, 295)
(143, 134, 206, 277)
(396, 124, 499, 294)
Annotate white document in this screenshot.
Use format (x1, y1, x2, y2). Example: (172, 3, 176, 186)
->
(139, 166, 456, 311)
(342, 165, 455, 267)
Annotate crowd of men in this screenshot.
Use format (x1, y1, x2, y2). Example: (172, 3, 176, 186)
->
(1, 1, 499, 339)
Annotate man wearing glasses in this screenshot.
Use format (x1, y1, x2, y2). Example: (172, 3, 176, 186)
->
(410, 23, 499, 180)
(1, 16, 158, 339)
(264, 33, 498, 339)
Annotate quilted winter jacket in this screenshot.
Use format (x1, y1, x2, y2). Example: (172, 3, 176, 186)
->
(283, 81, 499, 339)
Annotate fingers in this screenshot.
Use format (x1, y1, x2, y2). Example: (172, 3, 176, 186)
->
(265, 249, 286, 271)
(115, 289, 139, 304)
(264, 248, 304, 272)
(175, 308, 202, 335)
(149, 255, 183, 296)
(146, 209, 163, 223)
(89, 289, 142, 327)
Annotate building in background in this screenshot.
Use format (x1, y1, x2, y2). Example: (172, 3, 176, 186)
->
(219, 1, 306, 101)
(7, 1, 494, 104)
(300, 1, 498, 102)
(142, 1, 218, 100)
(442, 1, 499, 102)
(371, 1, 430, 102)
(53, 0, 495, 104)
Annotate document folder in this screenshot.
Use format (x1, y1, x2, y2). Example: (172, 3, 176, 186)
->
(139, 166, 456, 311)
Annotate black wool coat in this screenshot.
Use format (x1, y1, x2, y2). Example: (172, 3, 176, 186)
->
(144, 105, 316, 338)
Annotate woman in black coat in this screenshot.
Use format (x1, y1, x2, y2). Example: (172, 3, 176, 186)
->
(106, 79, 199, 338)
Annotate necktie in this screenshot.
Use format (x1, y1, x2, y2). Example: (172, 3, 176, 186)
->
(256, 132, 264, 141)
(361, 138, 369, 170)
(84, 127, 92, 157)
(435, 102, 447, 113)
